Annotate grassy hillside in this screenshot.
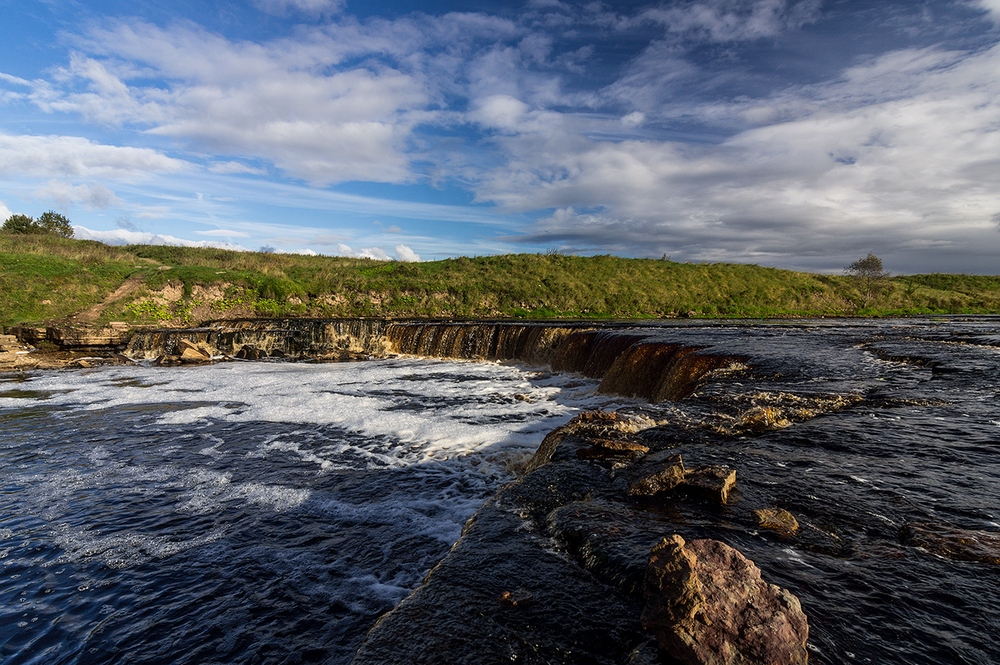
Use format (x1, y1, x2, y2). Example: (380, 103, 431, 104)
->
(2, 233, 999, 328)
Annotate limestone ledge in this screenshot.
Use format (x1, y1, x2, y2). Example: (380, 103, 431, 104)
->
(350, 411, 810, 665)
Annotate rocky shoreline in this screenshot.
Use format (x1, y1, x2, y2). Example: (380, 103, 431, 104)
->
(351, 410, 809, 665)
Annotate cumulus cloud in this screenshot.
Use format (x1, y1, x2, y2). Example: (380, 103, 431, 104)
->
(73, 225, 250, 250)
(395, 244, 421, 262)
(33, 180, 120, 209)
(42, 18, 514, 185)
(335, 243, 391, 260)
(485, 43, 1000, 271)
(0, 133, 186, 180)
(0, 200, 12, 220)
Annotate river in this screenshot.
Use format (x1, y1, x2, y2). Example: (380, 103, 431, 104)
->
(1, 318, 998, 664)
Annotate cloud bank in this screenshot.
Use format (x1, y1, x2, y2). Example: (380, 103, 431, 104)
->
(1, 1, 999, 271)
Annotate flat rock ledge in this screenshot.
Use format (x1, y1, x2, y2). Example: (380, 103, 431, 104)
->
(350, 412, 810, 665)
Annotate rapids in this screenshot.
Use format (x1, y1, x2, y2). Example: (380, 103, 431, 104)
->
(2, 317, 999, 664)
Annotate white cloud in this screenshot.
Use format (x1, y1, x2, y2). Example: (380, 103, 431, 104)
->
(335, 243, 391, 260)
(0, 133, 187, 180)
(482, 43, 1000, 271)
(44, 21, 443, 185)
(33, 180, 121, 209)
(73, 225, 250, 250)
(640, 0, 822, 42)
(470, 95, 530, 131)
(395, 244, 421, 262)
(976, 0, 1000, 21)
(255, 0, 344, 15)
(208, 161, 267, 175)
(195, 228, 252, 238)
(621, 111, 645, 127)
(0, 200, 11, 220)
(276, 247, 319, 255)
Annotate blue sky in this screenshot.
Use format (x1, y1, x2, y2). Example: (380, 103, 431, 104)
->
(1, 0, 999, 273)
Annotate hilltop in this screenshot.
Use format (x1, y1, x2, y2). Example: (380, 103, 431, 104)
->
(1, 233, 999, 329)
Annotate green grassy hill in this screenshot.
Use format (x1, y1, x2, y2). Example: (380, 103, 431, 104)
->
(2, 233, 999, 328)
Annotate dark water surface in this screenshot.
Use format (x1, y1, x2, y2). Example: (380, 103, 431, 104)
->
(2, 319, 999, 664)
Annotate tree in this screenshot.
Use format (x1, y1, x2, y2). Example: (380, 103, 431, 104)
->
(845, 252, 890, 309)
(1, 214, 39, 234)
(1, 211, 75, 238)
(37, 211, 74, 238)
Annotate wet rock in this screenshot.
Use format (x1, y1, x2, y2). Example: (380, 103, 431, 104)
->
(577, 446, 645, 464)
(570, 410, 659, 437)
(901, 523, 1000, 564)
(155, 354, 182, 366)
(178, 340, 212, 363)
(624, 453, 686, 497)
(547, 501, 660, 597)
(235, 344, 266, 360)
(684, 466, 737, 505)
(626, 638, 669, 665)
(498, 589, 534, 607)
(590, 438, 651, 453)
(754, 508, 800, 537)
(641, 535, 809, 665)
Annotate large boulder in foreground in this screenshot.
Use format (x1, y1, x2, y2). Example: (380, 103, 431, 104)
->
(641, 535, 808, 665)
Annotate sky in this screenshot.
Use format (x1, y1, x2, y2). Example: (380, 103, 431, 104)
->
(1, 0, 999, 273)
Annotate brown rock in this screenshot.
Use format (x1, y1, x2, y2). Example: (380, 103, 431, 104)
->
(627, 454, 686, 497)
(590, 438, 650, 453)
(684, 466, 737, 504)
(754, 508, 800, 537)
(642, 535, 809, 665)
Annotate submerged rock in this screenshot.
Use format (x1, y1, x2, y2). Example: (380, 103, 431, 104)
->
(641, 535, 809, 665)
(623, 453, 686, 497)
(683, 466, 737, 505)
(901, 523, 1000, 564)
(754, 508, 800, 537)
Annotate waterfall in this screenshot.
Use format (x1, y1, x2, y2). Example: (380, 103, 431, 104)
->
(123, 319, 741, 402)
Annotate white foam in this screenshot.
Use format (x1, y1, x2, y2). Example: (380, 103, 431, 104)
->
(4, 359, 616, 468)
(50, 522, 226, 570)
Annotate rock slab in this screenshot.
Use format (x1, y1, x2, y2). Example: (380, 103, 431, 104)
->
(641, 535, 809, 665)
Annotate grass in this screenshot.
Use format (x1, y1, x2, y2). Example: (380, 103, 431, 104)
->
(2, 232, 999, 328)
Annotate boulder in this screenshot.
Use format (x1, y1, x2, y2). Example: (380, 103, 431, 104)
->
(684, 466, 737, 505)
(754, 508, 800, 537)
(641, 535, 809, 665)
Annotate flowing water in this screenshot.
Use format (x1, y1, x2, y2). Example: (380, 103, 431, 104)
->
(1, 318, 999, 664)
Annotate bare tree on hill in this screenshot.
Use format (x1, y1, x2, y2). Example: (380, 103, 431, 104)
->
(844, 252, 890, 309)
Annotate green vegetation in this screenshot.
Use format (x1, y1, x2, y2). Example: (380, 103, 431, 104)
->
(2, 211, 75, 238)
(1, 233, 999, 328)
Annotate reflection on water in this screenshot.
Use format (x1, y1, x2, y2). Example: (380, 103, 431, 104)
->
(1, 319, 999, 664)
